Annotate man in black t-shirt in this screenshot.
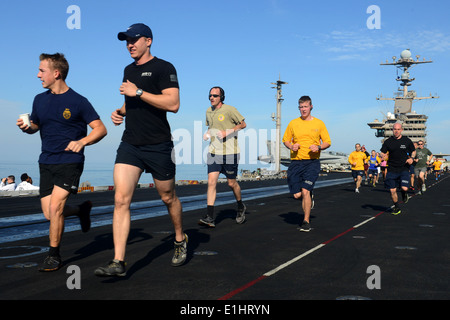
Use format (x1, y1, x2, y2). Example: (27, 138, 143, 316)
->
(95, 24, 187, 277)
(380, 122, 415, 215)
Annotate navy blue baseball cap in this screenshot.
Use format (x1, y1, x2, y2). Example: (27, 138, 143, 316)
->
(118, 23, 153, 41)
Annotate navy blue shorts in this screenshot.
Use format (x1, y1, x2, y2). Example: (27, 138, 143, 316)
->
(351, 170, 365, 179)
(384, 170, 410, 189)
(207, 153, 239, 179)
(115, 141, 175, 181)
(368, 169, 378, 176)
(287, 159, 320, 193)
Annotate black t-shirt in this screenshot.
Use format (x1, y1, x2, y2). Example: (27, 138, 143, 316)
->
(380, 135, 415, 172)
(121, 57, 179, 145)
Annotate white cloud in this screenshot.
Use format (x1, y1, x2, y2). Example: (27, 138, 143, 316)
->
(317, 29, 450, 61)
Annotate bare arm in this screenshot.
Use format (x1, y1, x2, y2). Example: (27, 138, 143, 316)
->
(216, 120, 247, 139)
(120, 80, 180, 113)
(17, 118, 39, 134)
(65, 119, 107, 153)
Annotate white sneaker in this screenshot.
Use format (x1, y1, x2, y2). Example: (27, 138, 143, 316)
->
(355, 188, 360, 193)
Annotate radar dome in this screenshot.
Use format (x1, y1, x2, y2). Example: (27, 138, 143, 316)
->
(400, 50, 412, 59)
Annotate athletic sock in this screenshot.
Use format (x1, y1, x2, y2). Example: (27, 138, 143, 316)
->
(48, 246, 60, 257)
(207, 205, 214, 219)
(237, 200, 244, 209)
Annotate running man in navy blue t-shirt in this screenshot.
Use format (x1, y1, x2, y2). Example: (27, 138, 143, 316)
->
(17, 53, 107, 272)
(94, 23, 187, 277)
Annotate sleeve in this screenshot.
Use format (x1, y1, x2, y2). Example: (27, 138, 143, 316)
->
(30, 95, 40, 125)
(319, 121, 331, 145)
(80, 97, 100, 125)
(230, 107, 245, 124)
(157, 61, 179, 91)
(380, 141, 388, 154)
(282, 122, 293, 144)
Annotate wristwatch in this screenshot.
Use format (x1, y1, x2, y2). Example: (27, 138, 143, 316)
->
(136, 88, 143, 97)
(317, 145, 322, 150)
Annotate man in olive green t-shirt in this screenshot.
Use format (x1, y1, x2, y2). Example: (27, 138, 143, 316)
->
(198, 86, 247, 228)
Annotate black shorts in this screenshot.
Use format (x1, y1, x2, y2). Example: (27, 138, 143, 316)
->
(115, 141, 175, 181)
(207, 153, 239, 179)
(39, 162, 84, 198)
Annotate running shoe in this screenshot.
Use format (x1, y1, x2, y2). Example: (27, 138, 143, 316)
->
(298, 220, 311, 232)
(38, 255, 62, 272)
(392, 206, 401, 215)
(355, 188, 360, 193)
(94, 260, 127, 277)
(78, 200, 92, 233)
(236, 203, 246, 224)
(198, 215, 215, 228)
(422, 184, 426, 192)
(172, 234, 188, 267)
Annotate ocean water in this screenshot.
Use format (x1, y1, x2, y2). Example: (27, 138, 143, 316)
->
(0, 161, 271, 187)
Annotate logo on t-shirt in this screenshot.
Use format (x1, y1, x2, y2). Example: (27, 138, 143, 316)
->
(141, 72, 152, 77)
(218, 114, 225, 121)
(170, 74, 178, 83)
(63, 108, 71, 120)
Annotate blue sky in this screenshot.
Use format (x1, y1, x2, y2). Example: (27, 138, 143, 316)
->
(1, 0, 449, 174)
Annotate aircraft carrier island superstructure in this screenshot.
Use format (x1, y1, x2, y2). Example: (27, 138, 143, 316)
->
(367, 49, 439, 144)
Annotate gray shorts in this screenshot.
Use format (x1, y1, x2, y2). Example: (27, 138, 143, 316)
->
(414, 166, 427, 176)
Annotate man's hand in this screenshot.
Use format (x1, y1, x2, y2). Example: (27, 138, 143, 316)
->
(111, 108, 125, 126)
(120, 80, 138, 97)
(65, 140, 85, 153)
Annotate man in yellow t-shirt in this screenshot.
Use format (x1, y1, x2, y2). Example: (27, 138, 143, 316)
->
(348, 143, 368, 193)
(433, 159, 442, 180)
(282, 96, 331, 232)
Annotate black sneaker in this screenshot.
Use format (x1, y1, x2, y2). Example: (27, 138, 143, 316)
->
(78, 200, 92, 233)
(198, 215, 215, 228)
(38, 255, 62, 272)
(172, 234, 188, 267)
(298, 220, 311, 232)
(94, 260, 127, 277)
(236, 203, 246, 224)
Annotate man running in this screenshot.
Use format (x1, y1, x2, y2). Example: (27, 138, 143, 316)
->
(348, 143, 368, 193)
(380, 123, 415, 215)
(282, 96, 331, 232)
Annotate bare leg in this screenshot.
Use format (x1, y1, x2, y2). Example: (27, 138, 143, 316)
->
(112, 163, 142, 261)
(154, 177, 184, 242)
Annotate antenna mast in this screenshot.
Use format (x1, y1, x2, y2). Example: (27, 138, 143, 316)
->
(271, 75, 288, 173)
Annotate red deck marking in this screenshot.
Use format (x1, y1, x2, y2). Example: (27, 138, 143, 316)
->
(218, 209, 388, 300)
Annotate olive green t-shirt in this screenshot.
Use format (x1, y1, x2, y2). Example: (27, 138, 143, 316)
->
(206, 104, 245, 155)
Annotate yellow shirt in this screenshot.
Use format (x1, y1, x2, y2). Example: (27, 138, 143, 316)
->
(348, 151, 368, 171)
(433, 160, 442, 170)
(282, 117, 331, 160)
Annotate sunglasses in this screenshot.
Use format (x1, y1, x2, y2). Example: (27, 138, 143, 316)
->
(209, 94, 220, 98)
